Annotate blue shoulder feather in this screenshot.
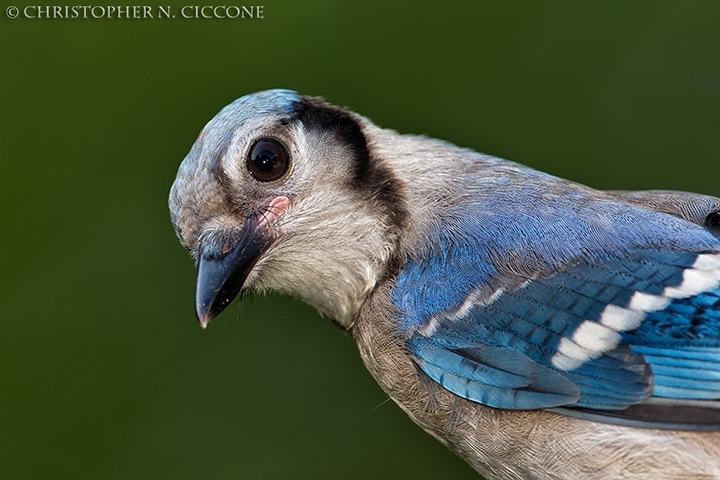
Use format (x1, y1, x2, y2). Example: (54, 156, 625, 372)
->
(394, 189, 720, 425)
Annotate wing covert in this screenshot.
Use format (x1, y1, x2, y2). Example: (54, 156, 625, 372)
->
(394, 195, 720, 426)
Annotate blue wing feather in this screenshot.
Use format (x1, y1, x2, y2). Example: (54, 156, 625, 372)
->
(394, 192, 720, 419)
(409, 335, 580, 409)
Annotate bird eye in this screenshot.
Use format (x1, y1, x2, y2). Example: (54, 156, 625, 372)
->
(247, 138, 290, 182)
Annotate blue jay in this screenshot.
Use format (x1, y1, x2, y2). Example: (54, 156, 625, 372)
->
(169, 90, 720, 479)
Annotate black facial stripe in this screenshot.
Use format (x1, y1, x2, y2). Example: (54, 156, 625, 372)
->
(292, 96, 409, 232)
(292, 96, 410, 281)
(292, 96, 371, 183)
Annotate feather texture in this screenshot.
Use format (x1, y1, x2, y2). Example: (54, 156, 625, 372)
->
(170, 90, 720, 479)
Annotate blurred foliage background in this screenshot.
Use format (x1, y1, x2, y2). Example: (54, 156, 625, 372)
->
(1, 1, 719, 479)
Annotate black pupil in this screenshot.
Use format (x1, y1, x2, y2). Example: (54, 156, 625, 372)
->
(254, 150, 276, 172)
(248, 138, 288, 181)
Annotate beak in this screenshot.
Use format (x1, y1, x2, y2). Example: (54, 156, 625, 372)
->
(195, 215, 275, 328)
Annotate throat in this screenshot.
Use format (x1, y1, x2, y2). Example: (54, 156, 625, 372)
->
(296, 255, 382, 328)
(251, 231, 393, 329)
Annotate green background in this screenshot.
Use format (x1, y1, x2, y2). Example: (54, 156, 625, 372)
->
(1, 1, 719, 479)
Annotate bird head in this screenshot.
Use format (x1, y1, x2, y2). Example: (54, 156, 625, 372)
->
(169, 90, 406, 328)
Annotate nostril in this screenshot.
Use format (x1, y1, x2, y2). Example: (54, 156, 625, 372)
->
(197, 225, 246, 260)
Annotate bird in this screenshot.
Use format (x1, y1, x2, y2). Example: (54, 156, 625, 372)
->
(169, 89, 720, 480)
